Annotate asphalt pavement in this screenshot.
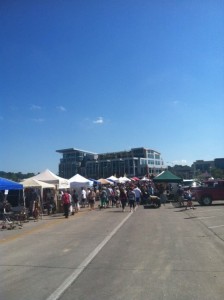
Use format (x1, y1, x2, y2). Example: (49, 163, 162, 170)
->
(1, 201, 224, 300)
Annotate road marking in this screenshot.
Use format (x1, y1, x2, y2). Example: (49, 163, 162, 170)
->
(46, 212, 133, 300)
(208, 224, 224, 229)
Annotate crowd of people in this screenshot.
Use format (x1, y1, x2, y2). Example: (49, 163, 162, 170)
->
(1, 180, 194, 221)
(59, 180, 194, 218)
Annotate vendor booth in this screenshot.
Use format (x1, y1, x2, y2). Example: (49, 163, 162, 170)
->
(0, 177, 24, 209)
(69, 174, 93, 189)
(27, 169, 69, 212)
(22, 178, 56, 214)
(0, 177, 23, 190)
(153, 170, 183, 183)
(29, 169, 69, 189)
(153, 170, 183, 202)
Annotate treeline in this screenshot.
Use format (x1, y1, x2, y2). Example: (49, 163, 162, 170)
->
(0, 171, 35, 182)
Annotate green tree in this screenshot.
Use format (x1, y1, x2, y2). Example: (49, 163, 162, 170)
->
(211, 168, 224, 179)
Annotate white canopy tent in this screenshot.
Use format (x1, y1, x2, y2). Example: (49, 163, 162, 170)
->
(107, 175, 119, 183)
(69, 174, 93, 189)
(21, 178, 56, 215)
(118, 176, 131, 183)
(29, 169, 70, 189)
(22, 178, 56, 189)
(140, 176, 151, 181)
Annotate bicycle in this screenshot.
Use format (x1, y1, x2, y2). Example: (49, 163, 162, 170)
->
(0, 213, 18, 230)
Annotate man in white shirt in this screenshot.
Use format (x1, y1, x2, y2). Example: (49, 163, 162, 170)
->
(81, 187, 87, 208)
(133, 186, 142, 206)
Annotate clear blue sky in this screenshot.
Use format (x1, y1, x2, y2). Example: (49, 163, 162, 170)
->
(1, 0, 223, 175)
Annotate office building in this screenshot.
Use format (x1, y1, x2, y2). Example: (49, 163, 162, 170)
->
(56, 147, 165, 179)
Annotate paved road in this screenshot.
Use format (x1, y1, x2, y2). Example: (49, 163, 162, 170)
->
(1, 202, 224, 300)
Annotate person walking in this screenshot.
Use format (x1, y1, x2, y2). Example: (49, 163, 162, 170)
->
(185, 188, 195, 210)
(72, 189, 79, 213)
(61, 190, 71, 218)
(119, 186, 127, 212)
(100, 187, 108, 208)
(67, 190, 73, 216)
(109, 186, 116, 207)
(120, 187, 128, 212)
(176, 185, 185, 207)
(32, 190, 41, 221)
(81, 187, 87, 208)
(127, 186, 136, 212)
(133, 185, 142, 206)
(114, 187, 120, 207)
(87, 188, 96, 210)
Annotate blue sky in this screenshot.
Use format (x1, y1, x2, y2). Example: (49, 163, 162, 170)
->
(1, 0, 223, 175)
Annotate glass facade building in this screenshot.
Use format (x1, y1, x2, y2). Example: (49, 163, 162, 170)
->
(56, 147, 165, 179)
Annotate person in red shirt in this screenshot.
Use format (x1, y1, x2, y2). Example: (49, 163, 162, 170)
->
(62, 190, 71, 218)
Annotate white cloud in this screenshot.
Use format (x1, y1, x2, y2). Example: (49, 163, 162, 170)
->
(93, 117, 104, 124)
(181, 159, 187, 165)
(56, 106, 66, 112)
(173, 159, 187, 165)
(30, 104, 42, 110)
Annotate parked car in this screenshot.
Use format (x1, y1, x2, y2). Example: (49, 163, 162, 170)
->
(192, 180, 224, 205)
(182, 179, 201, 189)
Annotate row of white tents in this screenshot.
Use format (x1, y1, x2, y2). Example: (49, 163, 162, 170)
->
(21, 169, 142, 190)
(22, 170, 96, 189)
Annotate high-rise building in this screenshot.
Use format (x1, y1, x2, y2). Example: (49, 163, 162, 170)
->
(56, 147, 165, 179)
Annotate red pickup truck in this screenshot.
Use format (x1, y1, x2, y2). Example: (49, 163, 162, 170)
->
(192, 180, 224, 205)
